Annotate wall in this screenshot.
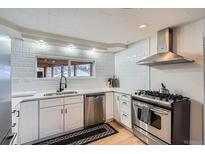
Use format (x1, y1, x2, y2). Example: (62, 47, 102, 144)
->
(150, 20, 204, 144)
(115, 39, 150, 90)
(11, 39, 115, 93)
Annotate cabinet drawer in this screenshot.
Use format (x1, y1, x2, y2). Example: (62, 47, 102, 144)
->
(64, 96, 83, 105)
(119, 100, 131, 114)
(120, 111, 132, 129)
(40, 98, 64, 108)
(120, 94, 131, 102)
(11, 105, 20, 134)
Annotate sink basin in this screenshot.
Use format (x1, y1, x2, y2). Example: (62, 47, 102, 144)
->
(43, 91, 78, 96)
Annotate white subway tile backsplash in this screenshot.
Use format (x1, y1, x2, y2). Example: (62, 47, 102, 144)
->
(11, 39, 115, 93)
(115, 39, 150, 90)
(12, 38, 150, 93)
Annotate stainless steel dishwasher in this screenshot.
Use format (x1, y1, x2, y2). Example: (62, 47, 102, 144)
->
(84, 93, 105, 127)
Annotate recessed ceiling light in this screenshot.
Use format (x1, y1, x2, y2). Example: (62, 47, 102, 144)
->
(139, 24, 148, 29)
(67, 44, 76, 49)
(38, 40, 46, 45)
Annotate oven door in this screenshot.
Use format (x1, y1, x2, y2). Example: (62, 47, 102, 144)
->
(132, 99, 171, 144)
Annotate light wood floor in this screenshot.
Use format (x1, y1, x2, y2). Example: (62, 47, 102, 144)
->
(89, 121, 145, 145)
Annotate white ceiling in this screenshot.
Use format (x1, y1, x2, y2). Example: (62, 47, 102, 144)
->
(0, 8, 205, 44)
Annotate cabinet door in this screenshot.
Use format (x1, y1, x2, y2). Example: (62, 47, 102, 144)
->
(120, 111, 132, 129)
(64, 103, 84, 132)
(113, 93, 120, 122)
(12, 104, 20, 135)
(19, 101, 38, 144)
(40, 106, 64, 138)
(105, 92, 114, 121)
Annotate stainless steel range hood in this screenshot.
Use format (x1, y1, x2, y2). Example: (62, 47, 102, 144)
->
(136, 28, 195, 66)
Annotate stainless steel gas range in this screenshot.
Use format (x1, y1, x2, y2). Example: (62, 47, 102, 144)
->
(132, 90, 191, 145)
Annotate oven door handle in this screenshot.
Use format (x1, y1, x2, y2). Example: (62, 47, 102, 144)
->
(150, 108, 169, 115)
(133, 104, 169, 115)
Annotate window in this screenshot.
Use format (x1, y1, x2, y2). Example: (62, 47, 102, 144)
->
(36, 58, 95, 79)
(70, 61, 93, 77)
(36, 58, 68, 78)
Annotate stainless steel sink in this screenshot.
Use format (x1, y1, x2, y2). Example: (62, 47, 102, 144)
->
(43, 91, 78, 96)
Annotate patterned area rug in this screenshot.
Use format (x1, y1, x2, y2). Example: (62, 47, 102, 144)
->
(34, 123, 118, 145)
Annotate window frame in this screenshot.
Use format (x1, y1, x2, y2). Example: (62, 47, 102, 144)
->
(35, 56, 96, 80)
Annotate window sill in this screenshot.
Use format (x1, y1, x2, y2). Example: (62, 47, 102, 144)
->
(36, 76, 96, 80)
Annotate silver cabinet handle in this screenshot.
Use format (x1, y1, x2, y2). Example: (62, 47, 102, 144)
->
(61, 109, 64, 114)
(11, 123, 16, 127)
(122, 102, 127, 105)
(65, 109, 67, 114)
(122, 94, 128, 98)
(122, 114, 128, 117)
(16, 111, 20, 117)
(12, 110, 16, 114)
(133, 103, 145, 108)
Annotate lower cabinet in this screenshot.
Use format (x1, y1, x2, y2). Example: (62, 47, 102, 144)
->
(114, 93, 132, 129)
(18, 96, 84, 144)
(17, 93, 132, 144)
(40, 96, 84, 139)
(40, 106, 64, 138)
(64, 102, 84, 132)
(11, 104, 20, 138)
(18, 101, 38, 144)
(120, 112, 132, 129)
(119, 94, 132, 129)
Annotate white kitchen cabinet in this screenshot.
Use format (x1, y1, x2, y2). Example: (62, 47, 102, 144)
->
(64, 102, 84, 132)
(40, 98, 64, 108)
(120, 112, 132, 129)
(113, 93, 132, 129)
(119, 100, 131, 114)
(11, 104, 20, 135)
(40, 96, 84, 138)
(113, 93, 120, 122)
(40, 105, 64, 138)
(18, 101, 38, 144)
(64, 96, 83, 105)
(119, 94, 132, 129)
(105, 92, 114, 121)
(11, 104, 20, 145)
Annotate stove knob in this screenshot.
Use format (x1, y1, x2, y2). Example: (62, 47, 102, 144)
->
(178, 95, 183, 100)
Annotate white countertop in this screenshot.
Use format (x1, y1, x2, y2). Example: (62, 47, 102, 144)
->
(12, 88, 135, 109)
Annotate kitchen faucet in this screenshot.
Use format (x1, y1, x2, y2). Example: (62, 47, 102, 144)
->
(57, 75, 67, 92)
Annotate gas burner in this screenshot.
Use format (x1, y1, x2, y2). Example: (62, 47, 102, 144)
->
(134, 90, 185, 103)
